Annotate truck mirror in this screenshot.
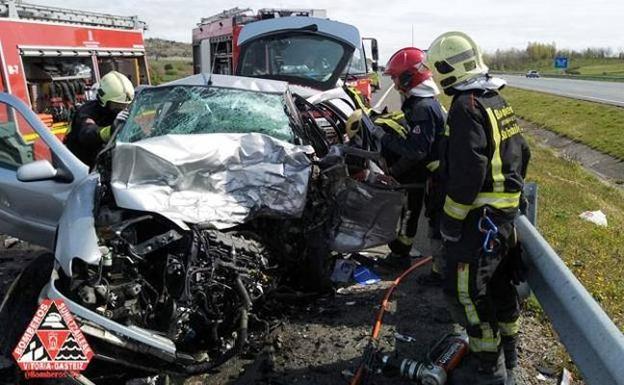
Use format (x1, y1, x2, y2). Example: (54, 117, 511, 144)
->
(371, 39, 379, 61)
(372, 62, 379, 72)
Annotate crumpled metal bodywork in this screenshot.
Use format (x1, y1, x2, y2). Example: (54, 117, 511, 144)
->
(329, 178, 403, 253)
(55, 174, 102, 275)
(111, 133, 314, 229)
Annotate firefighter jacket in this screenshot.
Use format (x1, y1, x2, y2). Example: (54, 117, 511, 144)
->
(441, 89, 531, 239)
(377, 95, 446, 183)
(64, 100, 117, 168)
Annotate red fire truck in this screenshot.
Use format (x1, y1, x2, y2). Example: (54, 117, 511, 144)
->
(192, 8, 378, 102)
(0, 0, 150, 147)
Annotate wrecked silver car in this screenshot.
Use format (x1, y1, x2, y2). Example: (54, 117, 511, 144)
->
(0, 74, 403, 377)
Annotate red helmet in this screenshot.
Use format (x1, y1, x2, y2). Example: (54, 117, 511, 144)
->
(384, 47, 431, 91)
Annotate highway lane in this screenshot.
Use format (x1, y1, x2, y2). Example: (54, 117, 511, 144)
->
(500, 74, 624, 107)
(371, 75, 401, 111)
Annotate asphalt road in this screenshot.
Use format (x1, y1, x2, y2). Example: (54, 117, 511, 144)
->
(499, 74, 624, 107)
(372, 75, 401, 111)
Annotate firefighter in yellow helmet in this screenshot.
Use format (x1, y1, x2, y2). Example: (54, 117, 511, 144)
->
(64, 71, 134, 168)
(426, 32, 531, 385)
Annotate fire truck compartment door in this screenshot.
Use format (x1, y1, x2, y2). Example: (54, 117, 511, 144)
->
(0, 93, 88, 250)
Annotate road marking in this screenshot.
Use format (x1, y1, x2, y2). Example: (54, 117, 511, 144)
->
(507, 85, 624, 107)
(373, 84, 396, 110)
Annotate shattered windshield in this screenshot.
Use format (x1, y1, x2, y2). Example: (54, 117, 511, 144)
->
(116, 86, 293, 143)
(238, 34, 348, 88)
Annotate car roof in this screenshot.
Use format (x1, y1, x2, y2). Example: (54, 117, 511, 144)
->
(160, 74, 290, 94)
(237, 16, 361, 48)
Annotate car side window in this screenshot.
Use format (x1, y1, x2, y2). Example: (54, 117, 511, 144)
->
(0, 101, 51, 170)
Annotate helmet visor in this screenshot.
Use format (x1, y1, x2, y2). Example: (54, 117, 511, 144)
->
(107, 100, 131, 112)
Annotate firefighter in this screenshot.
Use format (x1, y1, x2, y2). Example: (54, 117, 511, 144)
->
(369, 47, 446, 269)
(426, 31, 531, 385)
(64, 71, 134, 168)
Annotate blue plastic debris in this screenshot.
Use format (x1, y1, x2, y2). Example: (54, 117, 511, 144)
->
(331, 259, 358, 283)
(353, 266, 381, 285)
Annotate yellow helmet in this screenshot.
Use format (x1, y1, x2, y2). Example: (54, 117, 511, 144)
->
(426, 31, 488, 90)
(97, 71, 134, 108)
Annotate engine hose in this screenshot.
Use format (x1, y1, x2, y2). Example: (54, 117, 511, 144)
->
(350, 256, 432, 385)
(182, 275, 252, 374)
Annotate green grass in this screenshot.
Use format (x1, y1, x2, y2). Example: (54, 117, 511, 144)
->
(524, 137, 624, 329)
(501, 88, 624, 161)
(148, 59, 193, 85)
(577, 62, 624, 76)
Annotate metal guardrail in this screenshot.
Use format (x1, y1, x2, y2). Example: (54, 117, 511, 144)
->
(516, 215, 624, 385)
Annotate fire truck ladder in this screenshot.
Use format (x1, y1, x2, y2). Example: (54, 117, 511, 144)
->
(0, 0, 146, 30)
(198, 7, 251, 26)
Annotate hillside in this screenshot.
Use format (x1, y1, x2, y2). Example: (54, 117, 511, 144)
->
(145, 38, 192, 60)
(145, 38, 193, 85)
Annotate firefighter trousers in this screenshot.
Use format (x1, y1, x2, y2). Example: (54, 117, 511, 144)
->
(389, 187, 425, 256)
(442, 209, 520, 365)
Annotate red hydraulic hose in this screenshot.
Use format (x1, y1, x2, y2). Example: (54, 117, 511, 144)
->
(349, 256, 432, 385)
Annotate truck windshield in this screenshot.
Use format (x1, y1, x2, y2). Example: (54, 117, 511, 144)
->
(238, 34, 347, 86)
(116, 86, 293, 143)
(346, 46, 367, 75)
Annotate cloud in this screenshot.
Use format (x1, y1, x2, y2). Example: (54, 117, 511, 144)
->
(39, 0, 623, 61)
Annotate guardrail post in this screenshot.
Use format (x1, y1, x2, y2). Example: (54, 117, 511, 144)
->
(516, 215, 624, 385)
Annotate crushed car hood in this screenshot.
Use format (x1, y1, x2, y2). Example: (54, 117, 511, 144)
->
(111, 133, 313, 229)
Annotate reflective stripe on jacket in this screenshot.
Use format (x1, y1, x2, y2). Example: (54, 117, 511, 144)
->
(442, 89, 531, 221)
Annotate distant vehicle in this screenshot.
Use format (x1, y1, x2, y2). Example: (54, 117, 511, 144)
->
(526, 70, 540, 78)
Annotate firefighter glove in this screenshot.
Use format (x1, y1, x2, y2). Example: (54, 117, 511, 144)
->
(115, 109, 129, 123)
(113, 109, 130, 131)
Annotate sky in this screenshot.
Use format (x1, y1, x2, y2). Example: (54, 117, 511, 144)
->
(41, 0, 624, 61)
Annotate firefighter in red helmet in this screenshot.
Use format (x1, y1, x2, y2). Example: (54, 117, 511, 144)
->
(365, 47, 447, 271)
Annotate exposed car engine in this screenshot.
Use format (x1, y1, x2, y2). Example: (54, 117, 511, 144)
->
(65, 209, 281, 365)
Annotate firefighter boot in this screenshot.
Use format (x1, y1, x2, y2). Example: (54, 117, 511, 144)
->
(503, 336, 519, 385)
(502, 335, 518, 369)
(382, 252, 412, 269)
(448, 350, 507, 385)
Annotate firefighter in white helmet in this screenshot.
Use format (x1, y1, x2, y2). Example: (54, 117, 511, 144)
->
(64, 71, 134, 168)
(426, 32, 531, 385)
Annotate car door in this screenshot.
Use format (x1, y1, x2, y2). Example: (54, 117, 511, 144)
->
(0, 92, 88, 249)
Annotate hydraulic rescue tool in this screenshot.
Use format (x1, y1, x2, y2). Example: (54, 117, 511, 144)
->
(349, 256, 470, 385)
(374, 332, 469, 385)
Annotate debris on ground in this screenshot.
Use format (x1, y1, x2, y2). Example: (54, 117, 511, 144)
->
(579, 210, 608, 227)
(353, 265, 381, 285)
(331, 258, 358, 283)
(0, 237, 584, 385)
(2, 237, 19, 249)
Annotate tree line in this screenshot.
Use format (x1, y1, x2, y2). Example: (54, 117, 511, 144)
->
(484, 42, 624, 72)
